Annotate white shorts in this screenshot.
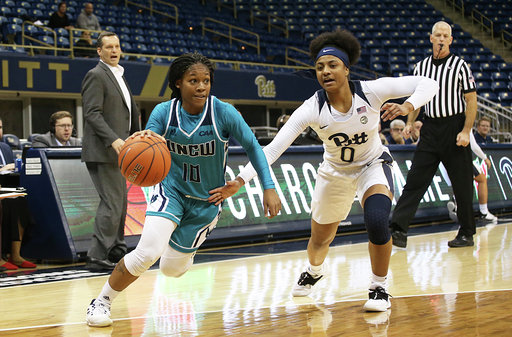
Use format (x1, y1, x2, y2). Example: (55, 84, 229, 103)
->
(311, 156, 393, 224)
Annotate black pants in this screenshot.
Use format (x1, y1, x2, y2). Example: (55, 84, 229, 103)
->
(390, 114, 476, 237)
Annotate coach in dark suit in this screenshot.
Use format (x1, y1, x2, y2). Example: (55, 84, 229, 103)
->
(32, 111, 81, 147)
(81, 31, 140, 270)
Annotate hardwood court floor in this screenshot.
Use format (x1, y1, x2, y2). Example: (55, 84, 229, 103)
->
(0, 221, 511, 336)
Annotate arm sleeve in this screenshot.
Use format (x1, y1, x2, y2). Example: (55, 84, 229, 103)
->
(364, 76, 439, 110)
(470, 131, 487, 160)
(221, 103, 275, 189)
(81, 71, 119, 147)
(238, 98, 315, 183)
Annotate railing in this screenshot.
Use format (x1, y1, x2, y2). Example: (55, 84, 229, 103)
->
(69, 28, 102, 58)
(477, 96, 512, 143)
(501, 30, 512, 47)
(285, 46, 310, 67)
(216, 0, 237, 19)
(202, 17, 260, 55)
(471, 8, 494, 39)
(21, 22, 58, 56)
(124, 0, 178, 25)
(444, 0, 464, 15)
(250, 8, 289, 38)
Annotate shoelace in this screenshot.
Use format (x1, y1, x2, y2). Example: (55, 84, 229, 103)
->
(297, 271, 322, 286)
(369, 287, 392, 300)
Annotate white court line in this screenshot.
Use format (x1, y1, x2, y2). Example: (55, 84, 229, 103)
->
(1, 287, 511, 332)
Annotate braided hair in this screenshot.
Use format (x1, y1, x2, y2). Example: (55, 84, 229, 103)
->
(168, 52, 215, 100)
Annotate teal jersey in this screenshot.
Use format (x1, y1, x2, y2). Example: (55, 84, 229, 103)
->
(146, 95, 274, 199)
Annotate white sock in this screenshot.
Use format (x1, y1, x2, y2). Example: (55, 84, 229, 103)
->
(479, 204, 489, 215)
(308, 263, 324, 276)
(370, 273, 387, 291)
(97, 281, 120, 306)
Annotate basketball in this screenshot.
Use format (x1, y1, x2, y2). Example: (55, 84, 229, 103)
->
(118, 135, 171, 187)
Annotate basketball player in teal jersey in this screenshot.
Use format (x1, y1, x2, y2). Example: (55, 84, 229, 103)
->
(86, 52, 281, 327)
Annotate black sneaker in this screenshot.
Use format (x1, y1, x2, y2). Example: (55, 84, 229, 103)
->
(292, 270, 323, 296)
(448, 235, 474, 247)
(363, 286, 392, 311)
(391, 230, 407, 248)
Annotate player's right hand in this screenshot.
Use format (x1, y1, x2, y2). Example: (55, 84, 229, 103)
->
(263, 189, 281, 219)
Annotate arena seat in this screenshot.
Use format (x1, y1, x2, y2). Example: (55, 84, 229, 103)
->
(3, 134, 21, 150)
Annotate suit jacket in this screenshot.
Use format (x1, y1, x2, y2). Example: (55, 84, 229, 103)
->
(81, 61, 140, 163)
(0, 141, 14, 165)
(31, 131, 81, 147)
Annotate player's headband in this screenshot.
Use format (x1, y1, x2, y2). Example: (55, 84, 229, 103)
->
(315, 47, 350, 68)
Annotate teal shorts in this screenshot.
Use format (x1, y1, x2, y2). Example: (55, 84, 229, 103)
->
(146, 184, 221, 253)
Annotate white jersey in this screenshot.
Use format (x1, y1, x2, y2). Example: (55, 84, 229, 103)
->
(239, 76, 438, 183)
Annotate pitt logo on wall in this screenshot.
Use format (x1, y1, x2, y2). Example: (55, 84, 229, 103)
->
(254, 75, 276, 98)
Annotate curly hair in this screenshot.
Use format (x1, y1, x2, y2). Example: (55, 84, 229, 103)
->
(168, 52, 215, 100)
(309, 29, 361, 66)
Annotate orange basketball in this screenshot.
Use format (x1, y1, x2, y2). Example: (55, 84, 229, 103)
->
(118, 135, 171, 187)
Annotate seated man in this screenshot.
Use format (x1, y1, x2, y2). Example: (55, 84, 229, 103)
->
(386, 119, 412, 145)
(473, 116, 495, 144)
(32, 111, 81, 147)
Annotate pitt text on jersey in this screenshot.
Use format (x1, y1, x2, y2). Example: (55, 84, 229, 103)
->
(167, 139, 216, 157)
(328, 132, 369, 163)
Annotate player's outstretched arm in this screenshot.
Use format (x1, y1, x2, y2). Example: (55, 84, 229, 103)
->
(208, 177, 244, 206)
(263, 189, 281, 219)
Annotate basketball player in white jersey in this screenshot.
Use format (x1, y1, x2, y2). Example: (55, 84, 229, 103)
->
(209, 30, 438, 312)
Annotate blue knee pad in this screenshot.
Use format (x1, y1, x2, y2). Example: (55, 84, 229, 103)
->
(364, 194, 392, 245)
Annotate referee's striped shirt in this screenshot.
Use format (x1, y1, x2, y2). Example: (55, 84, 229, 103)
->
(413, 54, 476, 118)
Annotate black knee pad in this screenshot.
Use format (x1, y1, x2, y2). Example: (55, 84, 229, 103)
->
(364, 194, 392, 245)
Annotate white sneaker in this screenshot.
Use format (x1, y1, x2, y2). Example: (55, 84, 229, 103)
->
(86, 299, 113, 327)
(363, 287, 391, 312)
(479, 212, 497, 223)
(292, 269, 323, 297)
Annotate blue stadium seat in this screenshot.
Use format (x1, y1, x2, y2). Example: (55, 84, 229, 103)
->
(499, 92, 512, 107)
(480, 92, 497, 101)
(3, 134, 21, 149)
(57, 36, 70, 48)
(491, 81, 507, 92)
(0, 7, 12, 17)
(56, 28, 69, 37)
(15, 7, 27, 18)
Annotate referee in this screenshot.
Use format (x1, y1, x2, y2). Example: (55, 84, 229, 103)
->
(390, 21, 477, 248)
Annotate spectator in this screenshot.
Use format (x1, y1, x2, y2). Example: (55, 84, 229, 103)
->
(403, 120, 423, 145)
(0, 118, 36, 271)
(31, 111, 81, 147)
(81, 32, 141, 271)
(76, 2, 101, 31)
(473, 116, 495, 144)
(48, 2, 73, 30)
(386, 119, 411, 144)
(379, 122, 388, 145)
(74, 30, 97, 58)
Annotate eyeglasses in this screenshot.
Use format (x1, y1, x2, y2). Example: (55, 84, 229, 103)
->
(56, 124, 73, 129)
(392, 128, 404, 131)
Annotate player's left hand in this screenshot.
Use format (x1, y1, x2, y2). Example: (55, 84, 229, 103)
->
(485, 158, 492, 168)
(263, 189, 281, 219)
(381, 102, 413, 121)
(456, 131, 470, 147)
(128, 130, 166, 142)
(208, 179, 243, 206)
